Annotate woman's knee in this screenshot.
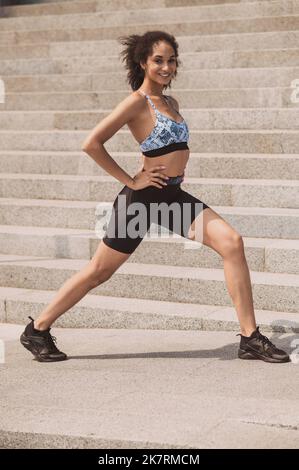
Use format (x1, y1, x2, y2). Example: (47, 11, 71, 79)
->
(88, 262, 114, 288)
(221, 232, 244, 258)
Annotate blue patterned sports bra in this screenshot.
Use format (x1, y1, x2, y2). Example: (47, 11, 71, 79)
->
(137, 90, 189, 157)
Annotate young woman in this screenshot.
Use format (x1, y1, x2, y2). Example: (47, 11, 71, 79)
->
(20, 31, 289, 364)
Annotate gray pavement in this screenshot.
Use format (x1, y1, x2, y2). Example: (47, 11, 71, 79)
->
(1, 323, 298, 449)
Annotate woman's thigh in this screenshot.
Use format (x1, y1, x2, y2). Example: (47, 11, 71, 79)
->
(157, 187, 241, 257)
(190, 206, 242, 257)
(101, 185, 152, 256)
(90, 238, 132, 276)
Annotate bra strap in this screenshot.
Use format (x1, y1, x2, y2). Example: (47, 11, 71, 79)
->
(164, 95, 180, 118)
(137, 90, 157, 111)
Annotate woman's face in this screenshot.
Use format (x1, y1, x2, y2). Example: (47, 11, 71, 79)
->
(142, 41, 177, 86)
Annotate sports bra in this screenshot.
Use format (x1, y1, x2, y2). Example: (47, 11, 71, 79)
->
(137, 90, 189, 157)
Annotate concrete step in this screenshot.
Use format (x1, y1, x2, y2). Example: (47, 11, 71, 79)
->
(3, 67, 299, 93)
(0, 0, 102, 19)
(2, 30, 299, 60)
(0, 88, 295, 110)
(1, 0, 274, 14)
(1, 49, 299, 75)
(0, 225, 298, 275)
(1, 15, 299, 46)
(46, 30, 299, 55)
(1, 108, 299, 130)
(0, 253, 297, 313)
(2, 1, 299, 33)
(0, 197, 297, 238)
(0, 0, 290, 20)
(0, 150, 297, 181)
(0, 0, 161, 20)
(1, 285, 298, 332)
(1, 129, 299, 154)
(0, 173, 298, 209)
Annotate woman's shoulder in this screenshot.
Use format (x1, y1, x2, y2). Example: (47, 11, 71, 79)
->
(130, 90, 146, 101)
(114, 91, 146, 119)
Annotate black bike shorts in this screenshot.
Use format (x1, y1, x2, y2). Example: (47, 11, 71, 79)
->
(102, 180, 210, 255)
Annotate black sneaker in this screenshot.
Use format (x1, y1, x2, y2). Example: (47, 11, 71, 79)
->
(237, 326, 290, 363)
(20, 316, 67, 362)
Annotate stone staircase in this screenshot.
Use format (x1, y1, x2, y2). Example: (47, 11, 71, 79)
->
(0, 0, 298, 333)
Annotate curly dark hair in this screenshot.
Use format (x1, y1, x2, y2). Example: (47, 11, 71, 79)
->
(117, 30, 180, 91)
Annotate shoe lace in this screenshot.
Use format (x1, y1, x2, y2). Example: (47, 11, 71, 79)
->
(255, 330, 276, 349)
(44, 330, 59, 352)
(237, 327, 276, 349)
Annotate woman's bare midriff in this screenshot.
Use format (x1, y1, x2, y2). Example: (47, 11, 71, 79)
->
(142, 149, 189, 177)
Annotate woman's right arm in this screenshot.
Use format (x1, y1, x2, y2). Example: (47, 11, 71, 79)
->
(81, 93, 144, 188)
